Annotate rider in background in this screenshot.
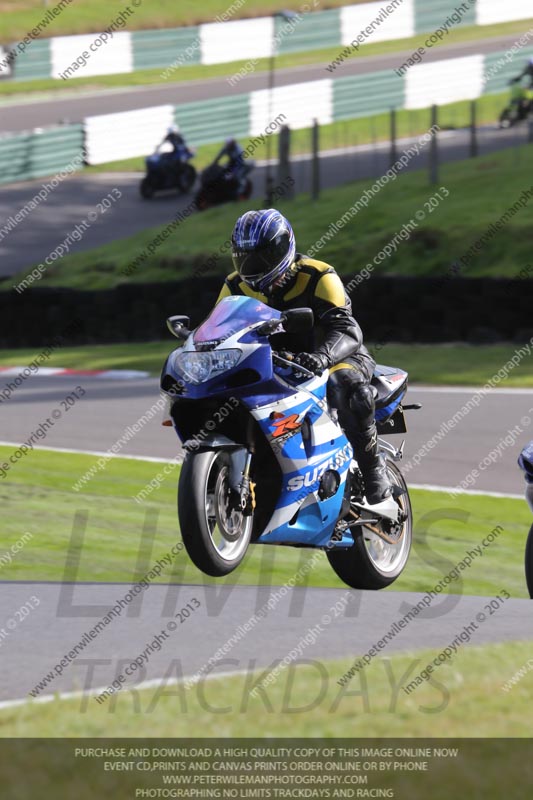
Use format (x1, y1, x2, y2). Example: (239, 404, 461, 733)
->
(215, 208, 392, 506)
(159, 125, 194, 167)
(214, 138, 252, 192)
(515, 58, 533, 87)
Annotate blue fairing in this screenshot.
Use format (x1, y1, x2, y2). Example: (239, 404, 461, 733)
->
(163, 296, 398, 549)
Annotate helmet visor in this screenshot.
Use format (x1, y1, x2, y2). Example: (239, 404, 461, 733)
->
(232, 237, 288, 286)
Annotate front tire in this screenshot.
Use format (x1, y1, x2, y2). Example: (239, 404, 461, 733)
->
(178, 164, 196, 193)
(195, 188, 210, 211)
(178, 451, 253, 576)
(239, 178, 253, 200)
(140, 177, 155, 199)
(499, 107, 517, 129)
(327, 460, 412, 590)
(525, 522, 533, 598)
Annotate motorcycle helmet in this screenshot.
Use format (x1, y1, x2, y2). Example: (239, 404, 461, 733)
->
(231, 209, 296, 294)
(167, 124, 180, 135)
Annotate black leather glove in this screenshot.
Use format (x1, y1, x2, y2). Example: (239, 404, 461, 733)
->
(293, 352, 328, 376)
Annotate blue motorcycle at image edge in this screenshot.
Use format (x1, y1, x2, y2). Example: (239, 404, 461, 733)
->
(160, 296, 420, 590)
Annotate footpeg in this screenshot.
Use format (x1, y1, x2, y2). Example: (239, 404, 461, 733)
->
(392, 484, 407, 499)
(358, 494, 399, 522)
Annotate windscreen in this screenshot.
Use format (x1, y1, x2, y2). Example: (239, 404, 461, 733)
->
(193, 295, 279, 344)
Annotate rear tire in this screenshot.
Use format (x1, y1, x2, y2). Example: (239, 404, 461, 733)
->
(525, 522, 533, 598)
(178, 451, 253, 576)
(327, 460, 412, 590)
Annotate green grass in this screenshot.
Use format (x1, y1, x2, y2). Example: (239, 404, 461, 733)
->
(0, 0, 360, 40)
(373, 342, 533, 387)
(1, 16, 531, 99)
(6, 143, 533, 291)
(0, 340, 532, 386)
(2, 642, 532, 742)
(0, 445, 529, 598)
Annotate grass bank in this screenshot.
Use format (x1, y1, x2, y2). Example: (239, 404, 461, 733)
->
(0, 445, 528, 597)
(4, 144, 533, 290)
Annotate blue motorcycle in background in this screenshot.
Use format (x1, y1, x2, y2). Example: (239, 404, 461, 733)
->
(161, 296, 417, 590)
(140, 144, 197, 199)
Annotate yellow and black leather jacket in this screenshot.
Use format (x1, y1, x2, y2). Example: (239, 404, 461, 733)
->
(216, 255, 370, 367)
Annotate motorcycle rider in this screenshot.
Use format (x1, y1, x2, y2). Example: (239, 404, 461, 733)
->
(215, 208, 392, 506)
(159, 125, 194, 170)
(214, 137, 252, 193)
(515, 57, 533, 87)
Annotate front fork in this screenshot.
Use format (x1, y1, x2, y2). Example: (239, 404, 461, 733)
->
(228, 449, 255, 516)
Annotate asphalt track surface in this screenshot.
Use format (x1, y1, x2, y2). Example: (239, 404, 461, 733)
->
(1, 582, 530, 703)
(0, 33, 527, 133)
(1, 376, 532, 702)
(1, 120, 530, 279)
(0, 376, 530, 494)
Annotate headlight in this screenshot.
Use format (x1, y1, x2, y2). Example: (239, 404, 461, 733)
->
(174, 349, 241, 384)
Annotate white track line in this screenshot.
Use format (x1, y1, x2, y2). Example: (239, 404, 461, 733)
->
(0, 669, 252, 712)
(410, 483, 523, 500)
(0, 443, 525, 499)
(0, 441, 172, 464)
(412, 386, 533, 395)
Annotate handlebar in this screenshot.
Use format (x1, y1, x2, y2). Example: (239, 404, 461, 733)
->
(272, 352, 317, 379)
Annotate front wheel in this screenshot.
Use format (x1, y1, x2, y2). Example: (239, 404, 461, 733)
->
(195, 188, 211, 211)
(239, 178, 253, 200)
(178, 451, 253, 576)
(178, 164, 196, 193)
(499, 107, 517, 129)
(327, 460, 412, 590)
(140, 177, 155, 199)
(525, 522, 533, 598)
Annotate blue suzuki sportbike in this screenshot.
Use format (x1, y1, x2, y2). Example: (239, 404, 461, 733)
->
(140, 145, 196, 199)
(161, 296, 417, 590)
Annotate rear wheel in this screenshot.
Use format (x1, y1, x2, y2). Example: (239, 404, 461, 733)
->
(178, 451, 253, 576)
(327, 460, 412, 590)
(525, 522, 533, 598)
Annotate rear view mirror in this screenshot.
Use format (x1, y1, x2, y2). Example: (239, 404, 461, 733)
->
(282, 308, 314, 334)
(167, 315, 191, 340)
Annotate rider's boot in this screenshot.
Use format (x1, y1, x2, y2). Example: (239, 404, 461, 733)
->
(351, 424, 392, 505)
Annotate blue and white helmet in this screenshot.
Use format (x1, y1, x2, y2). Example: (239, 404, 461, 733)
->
(519, 441, 533, 483)
(231, 209, 296, 294)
